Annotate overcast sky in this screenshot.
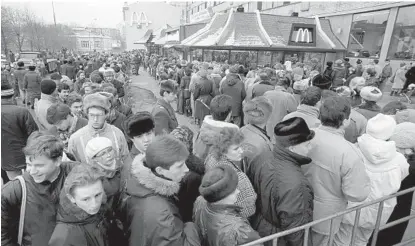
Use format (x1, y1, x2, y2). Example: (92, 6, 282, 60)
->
(3, 0, 127, 28)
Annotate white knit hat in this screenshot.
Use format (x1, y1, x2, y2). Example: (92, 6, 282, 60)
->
(85, 137, 113, 159)
(390, 122, 415, 149)
(366, 113, 397, 140)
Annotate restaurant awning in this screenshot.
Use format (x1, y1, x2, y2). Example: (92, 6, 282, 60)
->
(181, 9, 346, 51)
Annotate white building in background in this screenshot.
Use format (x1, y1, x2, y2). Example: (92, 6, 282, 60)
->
(122, 1, 185, 50)
(72, 27, 121, 53)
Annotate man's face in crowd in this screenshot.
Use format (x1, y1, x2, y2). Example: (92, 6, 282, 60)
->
(70, 102, 83, 117)
(164, 91, 177, 103)
(79, 73, 85, 80)
(59, 90, 70, 101)
(105, 75, 114, 83)
(26, 155, 61, 183)
(93, 146, 116, 168)
(84, 86, 93, 95)
(87, 107, 107, 130)
(69, 180, 104, 215)
(56, 115, 72, 132)
(225, 144, 244, 162)
(156, 159, 189, 182)
(132, 130, 155, 152)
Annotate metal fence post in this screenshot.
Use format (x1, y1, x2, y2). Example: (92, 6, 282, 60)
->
(303, 227, 309, 246)
(370, 201, 385, 246)
(350, 208, 362, 246)
(272, 237, 278, 246)
(328, 218, 335, 245)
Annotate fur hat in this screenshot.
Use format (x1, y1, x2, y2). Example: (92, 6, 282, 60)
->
(85, 137, 113, 159)
(293, 79, 309, 91)
(334, 59, 343, 66)
(170, 126, 194, 152)
(390, 122, 415, 149)
(46, 103, 71, 124)
(366, 114, 396, 140)
(199, 165, 238, 203)
(336, 86, 355, 97)
(124, 112, 155, 138)
(229, 65, 239, 74)
(360, 86, 382, 102)
(312, 74, 332, 89)
(83, 93, 111, 114)
(145, 135, 189, 169)
(41, 79, 57, 95)
(243, 96, 273, 125)
(160, 79, 176, 93)
(90, 72, 103, 83)
(274, 117, 315, 147)
(395, 109, 415, 124)
(96, 92, 115, 108)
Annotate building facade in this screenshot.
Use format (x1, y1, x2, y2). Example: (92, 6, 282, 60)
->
(186, 1, 415, 71)
(122, 1, 185, 50)
(72, 28, 119, 53)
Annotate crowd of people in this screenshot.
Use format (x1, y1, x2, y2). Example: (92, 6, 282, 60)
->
(1, 50, 415, 246)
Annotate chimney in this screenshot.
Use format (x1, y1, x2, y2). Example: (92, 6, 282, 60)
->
(237, 5, 244, 12)
(291, 12, 299, 17)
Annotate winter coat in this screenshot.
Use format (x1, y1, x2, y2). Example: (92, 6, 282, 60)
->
(73, 78, 86, 93)
(240, 124, 272, 164)
(107, 110, 126, 133)
(251, 80, 274, 98)
(114, 99, 132, 117)
(302, 125, 370, 236)
(220, 73, 246, 117)
(392, 67, 407, 90)
(60, 64, 68, 75)
(344, 109, 368, 144)
(323, 67, 335, 82)
(342, 134, 409, 229)
(120, 154, 201, 246)
(180, 75, 192, 98)
(282, 104, 321, 129)
(246, 144, 314, 246)
(14, 68, 27, 90)
(355, 103, 381, 120)
(244, 78, 259, 101)
(1, 162, 76, 246)
(332, 66, 346, 88)
(1, 101, 38, 171)
(34, 93, 58, 131)
(121, 145, 143, 189)
(365, 76, 379, 87)
(151, 98, 178, 135)
(110, 79, 125, 98)
(193, 76, 214, 102)
(179, 154, 205, 222)
(205, 154, 257, 218)
(356, 64, 364, 76)
(264, 86, 298, 144)
(65, 65, 76, 80)
(23, 71, 42, 96)
(193, 197, 262, 246)
(48, 191, 110, 246)
(380, 64, 393, 79)
(210, 74, 222, 97)
(68, 123, 129, 164)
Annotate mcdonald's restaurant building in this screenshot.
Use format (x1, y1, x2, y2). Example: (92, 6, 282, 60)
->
(180, 8, 347, 69)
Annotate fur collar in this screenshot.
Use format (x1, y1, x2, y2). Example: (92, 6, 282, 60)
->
(202, 115, 239, 130)
(131, 154, 180, 197)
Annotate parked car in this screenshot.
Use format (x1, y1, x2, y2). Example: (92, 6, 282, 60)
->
(18, 51, 58, 73)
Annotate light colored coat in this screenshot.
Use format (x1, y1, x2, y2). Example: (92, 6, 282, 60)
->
(68, 123, 129, 164)
(302, 125, 371, 236)
(283, 104, 321, 129)
(240, 124, 273, 163)
(34, 93, 58, 131)
(264, 86, 298, 144)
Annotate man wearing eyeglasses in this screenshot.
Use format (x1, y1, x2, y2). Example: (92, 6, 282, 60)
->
(68, 93, 129, 164)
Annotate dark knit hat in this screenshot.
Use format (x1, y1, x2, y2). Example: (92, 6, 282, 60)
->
(41, 79, 57, 95)
(243, 96, 273, 125)
(312, 74, 332, 90)
(50, 73, 62, 80)
(124, 111, 155, 138)
(46, 103, 71, 124)
(160, 79, 176, 93)
(199, 165, 238, 203)
(274, 117, 315, 147)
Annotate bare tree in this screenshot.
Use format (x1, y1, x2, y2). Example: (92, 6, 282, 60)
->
(3, 7, 27, 52)
(1, 6, 13, 55)
(24, 8, 45, 51)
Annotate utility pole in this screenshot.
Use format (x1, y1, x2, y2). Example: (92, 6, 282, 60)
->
(52, 0, 57, 27)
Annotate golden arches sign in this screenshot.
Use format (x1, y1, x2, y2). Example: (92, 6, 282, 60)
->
(295, 28, 311, 43)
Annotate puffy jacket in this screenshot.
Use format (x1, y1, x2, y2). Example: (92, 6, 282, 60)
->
(219, 73, 246, 117)
(1, 162, 76, 246)
(283, 104, 321, 129)
(193, 197, 262, 246)
(151, 98, 178, 135)
(302, 125, 370, 236)
(252, 80, 274, 98)
(48, 190, 110, 246)
(120, 154, 201, 246)
(332, 66, 346, 88)
(246, 144, 313, 245)
(1, 101, 38, 171)
(342, 134, 409, 229)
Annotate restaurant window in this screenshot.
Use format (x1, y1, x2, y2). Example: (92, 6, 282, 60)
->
(230, 50, 257, 67)
(271, 51, 284, 66)
(94, 41, 101, 48)
(81, 41, 89, 48)
(347, 9, 389, 58)
(191, 49, 203, 62)
(204, 50, 213, 62)
(288, 24, 316, 47)
(212, 50, 229, 63)
(258, 51, 272, 66)
(283, 1, 291, 5)
(303, 52, 325, 73)
(387, 5, 415, 60)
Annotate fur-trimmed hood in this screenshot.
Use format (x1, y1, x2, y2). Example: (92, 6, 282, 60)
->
(128, 154, 181, 197)
(199, 115, 239, 146)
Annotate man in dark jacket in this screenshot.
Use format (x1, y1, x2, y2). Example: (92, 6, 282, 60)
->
(120, 135, 201, 246)
(251, 71, 274, 98)
(1, 132, 77, 246)
(65, 60, 77, 81)
(220, 65, 246, 127)
(246, 117, 314, 246)
(24, 64, 42, 109)
(103, 70, 125, 98)
(103, 86, 132, 117)
(1, 84, 38, 179)
(60, 60, 68, 76)
(152, 80, 178, 135)
(13, 61, 27, 104)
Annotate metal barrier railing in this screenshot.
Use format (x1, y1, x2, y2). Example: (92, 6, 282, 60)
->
(242, 186, 415, 246)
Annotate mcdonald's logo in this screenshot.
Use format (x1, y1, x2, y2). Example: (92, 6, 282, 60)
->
(295, 28, 311, 43)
